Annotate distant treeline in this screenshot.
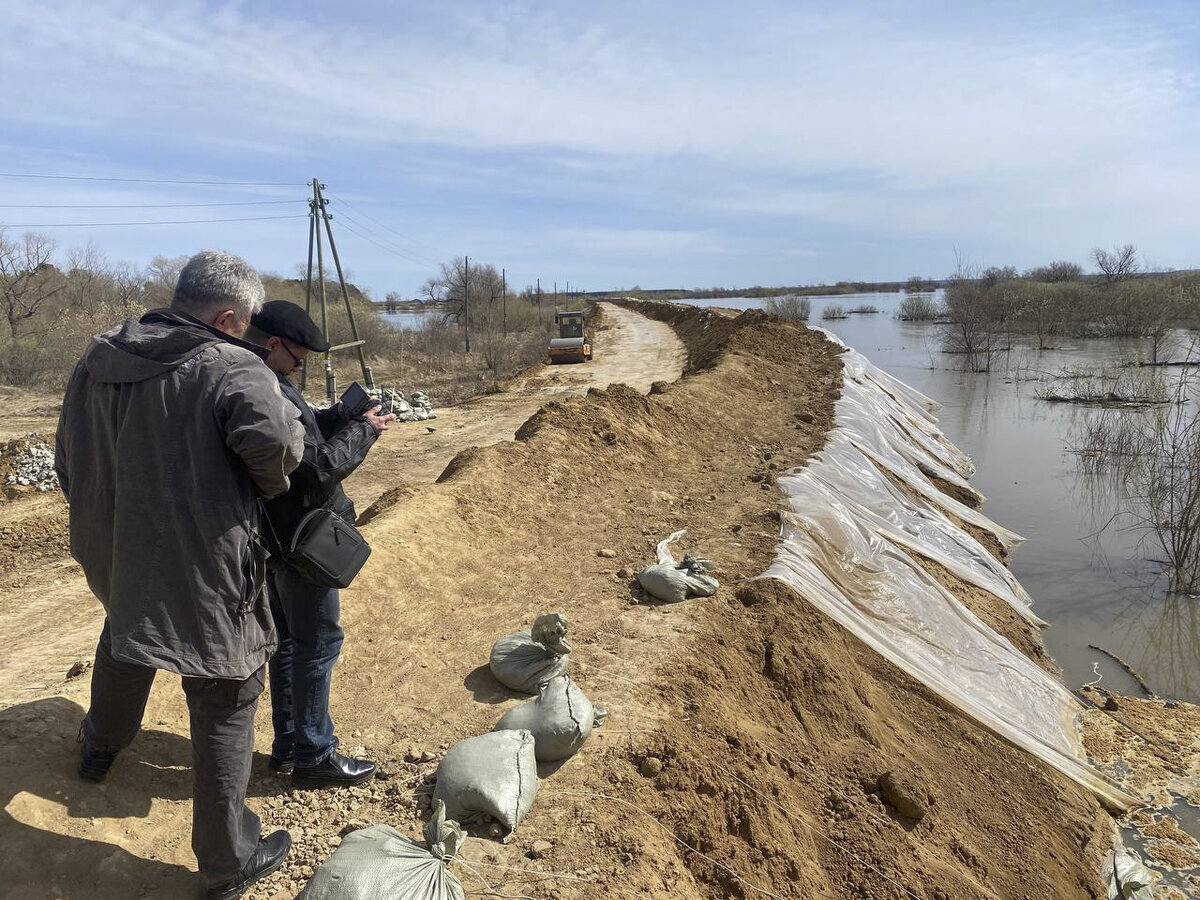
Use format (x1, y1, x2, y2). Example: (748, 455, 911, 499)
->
(0, 229, 407, 388)
(939, 248, 1200, 371)
(588, 261, 1200, 304)
(592, 279, 939, 301)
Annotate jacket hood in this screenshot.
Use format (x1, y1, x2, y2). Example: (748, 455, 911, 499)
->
(83, 308, 268, 384)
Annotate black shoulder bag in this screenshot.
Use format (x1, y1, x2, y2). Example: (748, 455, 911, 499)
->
(262, 502, 371, 590)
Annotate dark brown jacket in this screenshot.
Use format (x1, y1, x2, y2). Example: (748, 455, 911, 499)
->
(55, 309, 305, 679)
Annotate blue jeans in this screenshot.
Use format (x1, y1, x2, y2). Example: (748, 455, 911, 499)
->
(267, 564, 344, 767)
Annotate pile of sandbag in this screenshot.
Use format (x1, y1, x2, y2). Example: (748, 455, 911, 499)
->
(638, 530, 719, 603)
(429, 613, 606, 841)
(302, 537, 722, 885)
(489, 613, 572, 694)
(494, 675, 605, 762)
(299, 800, 466, 900)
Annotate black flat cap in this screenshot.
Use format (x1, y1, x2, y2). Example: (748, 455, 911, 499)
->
(251, 300, 330, 352)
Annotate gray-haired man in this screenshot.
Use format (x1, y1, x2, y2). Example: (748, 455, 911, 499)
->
(55, 250, 306, 899)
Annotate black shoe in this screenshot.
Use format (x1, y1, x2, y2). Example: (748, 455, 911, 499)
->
(268, 755, 294, 775)
(206, 830, 292, 900)
(291, 750, 376, 789)
(78, 739, 118, 783)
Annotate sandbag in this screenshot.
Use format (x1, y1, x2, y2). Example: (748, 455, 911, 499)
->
(494, 675, 606, 762)
(1107, 848, 1156, 900)
(489, 613, 572, 694)
(299, 801, 466, 900)
(638, 530, 720, 603)
(432, 730, 538, 838)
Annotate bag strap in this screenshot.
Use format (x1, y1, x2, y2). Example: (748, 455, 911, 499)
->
(257, 499, 287, 557)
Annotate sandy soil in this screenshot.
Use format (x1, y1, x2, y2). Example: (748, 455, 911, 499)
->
(0, 303, 685, 710)
(347, 303, 686, 509)
(0, 301, 1143, 899)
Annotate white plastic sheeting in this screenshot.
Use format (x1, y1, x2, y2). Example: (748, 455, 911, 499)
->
(806, 430, 1043, 626)
(766, 335, 1137, 810)
(1106, 848, 1156, 900)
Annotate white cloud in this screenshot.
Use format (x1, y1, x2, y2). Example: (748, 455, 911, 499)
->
(1, 1, 1197, 284)
(8, 2, 1194, 177)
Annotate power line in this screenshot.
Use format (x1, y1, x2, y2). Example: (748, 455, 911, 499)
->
(326, 204, 440, 267)
(334, 196, 444, 259)
(0, 200, 305, 209)
(333, 216, 434, 268)
(333, 210, 438, 266)
(0, 172, 304, 187)
(0, 214, 308, 227)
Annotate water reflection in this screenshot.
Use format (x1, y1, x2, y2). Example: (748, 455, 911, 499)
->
(381, 309, 438, 330)
(685, 292, 1200, 703)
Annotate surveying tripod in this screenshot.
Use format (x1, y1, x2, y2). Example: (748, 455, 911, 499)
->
(299, 178, 374, 400)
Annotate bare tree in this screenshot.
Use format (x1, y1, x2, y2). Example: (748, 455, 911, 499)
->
(110, 261, 144, 307)
(765, 295, 811, 321)
(420, 258, 504, 328)
(1093, 244, 1139, 283)
(142, 254, 188, 308)
(0, 230, 64, 338)
(1019, 284, 1064, 350)
(939, 253, 1010, 371)
(1024, 261, 1083, 282)
(1072, 367, 1200, 592)
(979, 265, 1018, 288)
(62, 242, 144, 317)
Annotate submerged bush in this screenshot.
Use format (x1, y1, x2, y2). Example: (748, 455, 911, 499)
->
(764, 294, 811, 321)
(897, 293, 940, 321)
(1070, 382, 1200, 592)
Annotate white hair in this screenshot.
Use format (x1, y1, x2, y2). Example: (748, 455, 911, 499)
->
(172, 249, 265, 322)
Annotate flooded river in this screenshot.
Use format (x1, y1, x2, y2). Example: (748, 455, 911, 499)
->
(687, 292, 1200, 705)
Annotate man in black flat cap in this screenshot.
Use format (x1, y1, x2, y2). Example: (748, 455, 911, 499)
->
(244, 300, 395, 788)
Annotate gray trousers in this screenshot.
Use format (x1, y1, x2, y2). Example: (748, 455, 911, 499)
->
(83, 621, 264, 885)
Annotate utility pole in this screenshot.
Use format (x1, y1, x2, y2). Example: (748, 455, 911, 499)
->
(463, 255, 471, 353)
(502, 267, 507, 336)
(536, 278, 541, 316)
(314, 181, 332, 399)
(299, 177, 373, 400)
(300, 194, 316, 391)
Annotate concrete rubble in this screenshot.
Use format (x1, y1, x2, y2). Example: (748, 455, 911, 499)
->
(4, 434, 59, 492)
(376, 388, 436, 423)
(314, 388, 436, 423)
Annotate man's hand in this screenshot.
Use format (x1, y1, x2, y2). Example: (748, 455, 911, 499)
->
(363, 402, 397, 435)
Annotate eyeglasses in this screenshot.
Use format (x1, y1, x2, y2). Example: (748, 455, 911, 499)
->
(277, 339, 304, 369)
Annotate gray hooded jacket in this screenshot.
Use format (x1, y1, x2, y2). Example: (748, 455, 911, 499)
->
(55, 309, 305, 679)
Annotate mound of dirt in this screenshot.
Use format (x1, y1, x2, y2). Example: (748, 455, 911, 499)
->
(269, 310, 1108, 899)
(0, 304, 1121, 899)
(0, 434, 69, 575)
(613, 298, 767, 373)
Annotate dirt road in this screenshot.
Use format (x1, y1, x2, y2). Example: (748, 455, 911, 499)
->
(347, 302, 685, 507)
(0, 302, 684, 709)
(0, 302, 688, 898)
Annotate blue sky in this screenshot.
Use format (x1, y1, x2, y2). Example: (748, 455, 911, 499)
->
(1, 0, 1197, 297)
